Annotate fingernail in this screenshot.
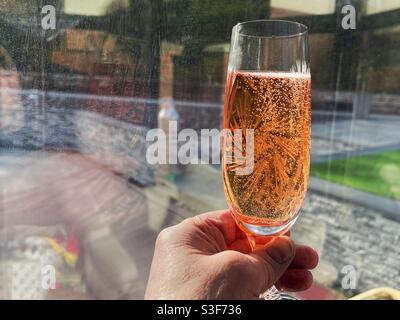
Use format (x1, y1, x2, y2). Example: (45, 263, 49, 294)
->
(265, 236, 294, 264)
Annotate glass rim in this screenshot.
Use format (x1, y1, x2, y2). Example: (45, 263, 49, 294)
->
(234, 19, 308, 39)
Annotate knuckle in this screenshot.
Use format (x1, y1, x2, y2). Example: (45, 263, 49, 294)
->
(156, 226, 174, 245)
(189, 215, 205, 228)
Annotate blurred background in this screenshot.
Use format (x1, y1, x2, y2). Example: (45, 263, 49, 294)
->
(0, 0, 399, 299)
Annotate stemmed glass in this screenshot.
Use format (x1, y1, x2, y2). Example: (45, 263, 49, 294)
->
(222, 20, 311, 300)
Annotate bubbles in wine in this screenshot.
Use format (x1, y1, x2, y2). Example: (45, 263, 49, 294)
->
(223, 71, 311, 226)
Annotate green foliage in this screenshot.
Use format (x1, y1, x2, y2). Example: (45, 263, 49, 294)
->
(311, 150, 400, 200)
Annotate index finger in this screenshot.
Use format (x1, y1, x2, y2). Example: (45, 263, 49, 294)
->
(196, 210, 247, 245)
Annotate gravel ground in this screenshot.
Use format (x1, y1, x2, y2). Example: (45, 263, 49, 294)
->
(295, 192, 400, 296)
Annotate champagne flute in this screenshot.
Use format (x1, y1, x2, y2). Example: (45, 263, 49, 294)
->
(222, 20, 311, 300)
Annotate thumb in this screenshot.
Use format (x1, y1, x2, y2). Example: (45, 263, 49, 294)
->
(249, 236, 295, 293)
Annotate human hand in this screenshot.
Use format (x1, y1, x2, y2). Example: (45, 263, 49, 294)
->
(145, 210, 318, 300)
